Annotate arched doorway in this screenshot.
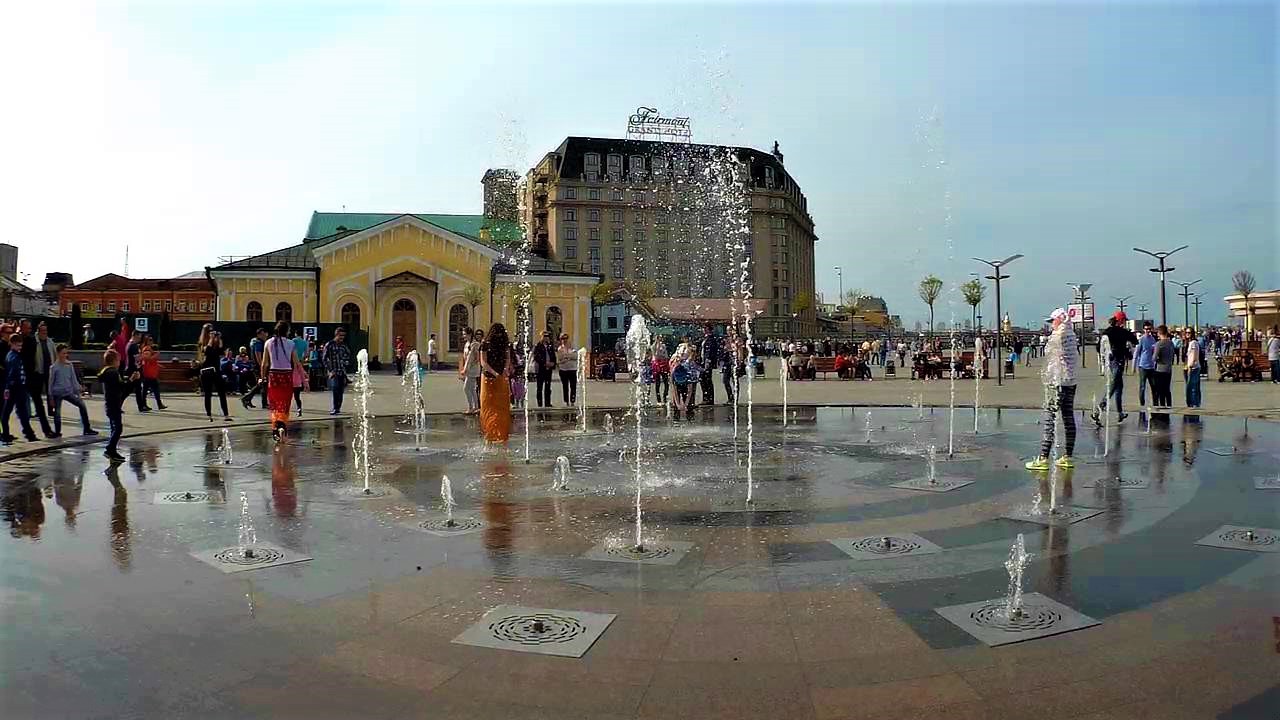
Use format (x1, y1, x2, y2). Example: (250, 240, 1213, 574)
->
(448, 303, 469, 352)
(340, 302, 361, 329)
(392, 299, 417, 353)
(546, 306, 563, 340)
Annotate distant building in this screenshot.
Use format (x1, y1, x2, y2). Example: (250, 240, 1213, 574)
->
(0, 245, 60, 316)
(59, 274, 216, 320)
(1224, 289, 1279, 332)
(0, 243, 18, 281)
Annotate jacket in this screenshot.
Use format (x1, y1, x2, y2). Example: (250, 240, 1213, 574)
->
(98, 366, 135, 413)
(5, 350, 26, 389)
(700, 334, 721, 369)
(1041, 324, 1078, 387)
(48, 363, 81, 400)
(533, 342, 556, 372)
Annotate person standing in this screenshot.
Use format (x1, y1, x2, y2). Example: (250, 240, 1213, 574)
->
(459, 328, 483, 415)
(1, 334, 38, 444)
(1092, 312, 1138, 426)
(1267, 326, 1280, 384)
(323, 327, 352, 415)
(138, 336, 166, 410)
(196, 327, 231, 422)
(721, 327, 744, 404)
(48, 344, 97, 437)
(262, 322, 301, 442)
(1026, 308, 1079, 471)
(1134, 322, 1157, 407)
(241, 328, 269, 409)
(699, 324, 720, 406)
(555, 333, 578, 406)
(111, 318, 130, 367)
(25, 321, 60, 437)
(1183, 328, 1202, 408)
(393, 335, 405, 376)
(532, 331, 556, 407)
(478, 323, 514, 443)
(98, 348, 138, 461)
(1152, 325, 1175, 408)
(288, 331, 307, 416)
(123, 329, 150, 412)
(426, 333, 438, 372)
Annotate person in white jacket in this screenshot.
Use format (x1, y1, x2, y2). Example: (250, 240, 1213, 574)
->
(1026, 308, 1079, 471)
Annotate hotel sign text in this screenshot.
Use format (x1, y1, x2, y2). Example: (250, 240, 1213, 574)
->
(626, 107, 692, 141)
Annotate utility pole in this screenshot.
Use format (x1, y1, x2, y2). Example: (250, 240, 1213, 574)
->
(1133, 246, 1189, 327)
(973, 255, 1024, 386)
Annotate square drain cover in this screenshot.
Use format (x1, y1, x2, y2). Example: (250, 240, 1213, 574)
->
(1195, 525, 1279, 553)
(452, 605, 616, 658)
(828, 532, 943, 560)
(935, 592, 1100, 647)
(153, 489, 225, 505)
(192, 460, 259, 470)
(583, 540, 694, 566)
(1080, 477, 1150, 489)
(1204, 446, 1258, 456)
(1253, 477, 1280, 490)
(1002, 506, 1103, 526)
(400, 516, 489, 537)
(890, 476, 974, 493)
(190, 542, 312, 574)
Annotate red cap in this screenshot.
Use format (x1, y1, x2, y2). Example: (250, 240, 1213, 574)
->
(1113, 311, 1128, 323)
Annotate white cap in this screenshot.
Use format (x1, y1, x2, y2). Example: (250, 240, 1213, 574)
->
(1049, 308, 1068, 322)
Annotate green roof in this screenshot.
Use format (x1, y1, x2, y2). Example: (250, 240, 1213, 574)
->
(305, 212, 522, 248)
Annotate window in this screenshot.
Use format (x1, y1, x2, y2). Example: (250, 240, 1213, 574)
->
(95, 302, 102, 313)
(629, 155, 644, 177)
(121, 301, 130, 312)
(656, 230, 667, 244)
(142, 300, 151, 312)
(585, 153, 600, 169)
(564, 187, 577, 200)
(588, 247, 601, 274)
(586, 171, 598, 183)
(607, 315, 618, 330)
(164, 300, 172, 312)
(652, 155, 668, 177)
(612, 229, 624, 243)
(611, 209, 623, 222)
(107, 301, 116, 312)
(448, 303, 469, 351)
(632, 210, 645, 225)
(765, 166, 776, 188)
(675, 155, 690, 176)
(655, 211, 668, 225)
(564, 209, 576, 222)
(772, 269, 778, 281)
(588, 188, 601, 200)
(275, 302, 292, 324)
(771, 216, 786, 230)
(611, 188, 624, 201)
(341, 302, 361, 328)
(632, 189, 647, 204)
(199, 300, 208, 312)
(564, 227, 577, 240)
(589, 228, 600, 242)
(633, 230, 646, 244)
(607, 154, 622, 177)
(246, 301, 263, 323)
(611, 257, 624, 279)
(80, 302, 89, 312)
(588, 208, 600, 222)
(634, 261, 646, 279)
(545, 306, 563, 338)
(769, 197, 785, 210)
(565, 243, 578, 259)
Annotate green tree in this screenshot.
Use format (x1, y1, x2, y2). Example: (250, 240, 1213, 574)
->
(918, 275, 944, 337)
(1232, 270, 1256, 332)
(462, 284, 486, 326)
(961, 279, 986, 331)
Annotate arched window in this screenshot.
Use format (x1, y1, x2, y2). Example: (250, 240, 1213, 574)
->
(340, 302, 360, 328)
(275, 302, 292, 324)
(545, 306, 563, 340)
(246, 301, 263, 323)
(448, 303, 469, 352)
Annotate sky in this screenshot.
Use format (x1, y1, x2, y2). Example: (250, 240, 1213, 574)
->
(2, 0, 1275, 326)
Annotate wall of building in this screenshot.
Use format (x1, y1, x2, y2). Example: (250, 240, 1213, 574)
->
(61, 289, 217, 320)
(213, 275, 314, 327)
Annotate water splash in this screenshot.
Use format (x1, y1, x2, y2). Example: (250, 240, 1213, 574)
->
(236, 491, 256, 557)
(441, 474, 456, 527)
(1003, 533, 1031, 619)
(926, 443, 938, 484)
(401, 350, 426, 449)
(626, 315, 651, 550)
(552, 455, 571, 492)
(576, 347, 587, 433)
(779, 356, 788, 426)
(352, 349, 373, 494)
(218, 428, 233, 465)
(864, 411, 874, 443)
(603, 413, 614, 435)
(973, 336, 983, 434)
(1100, 334, 1113, 456)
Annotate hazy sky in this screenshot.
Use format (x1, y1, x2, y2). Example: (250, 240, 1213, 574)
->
(4, 0, 1275, 326)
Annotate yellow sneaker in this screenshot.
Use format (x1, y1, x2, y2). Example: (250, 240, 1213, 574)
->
(1054, 455, 1075, 469)
(1025, 456, 1050, 471)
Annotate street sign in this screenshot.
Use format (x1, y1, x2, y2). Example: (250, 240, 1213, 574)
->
(135, 318, 149, 332)
(1067, 303, 1095, 327)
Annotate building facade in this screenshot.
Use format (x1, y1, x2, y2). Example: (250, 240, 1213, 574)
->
(521, 136, 818, 337)
(59, 274, 216, 320)
(208, 212, 597, 363)
(1224, 289, 1279, 333)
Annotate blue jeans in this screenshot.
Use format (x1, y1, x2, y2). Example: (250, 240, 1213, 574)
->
(330, 375, 347, 413)
(2, 386, 35, 439)
(1097, 362, 1126, 414)
(105, 409, 123, 455)
(1137, 368, 1153, 406)
(1185, 368, 1201, 408)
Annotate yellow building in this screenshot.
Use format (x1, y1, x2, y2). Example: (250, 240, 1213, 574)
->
(208, 212, 598, 363)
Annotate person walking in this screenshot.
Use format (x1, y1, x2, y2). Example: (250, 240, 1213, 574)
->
(323, 327, 352, 415)
(1026, 308, 1079, 471)
(556, 333, 578, 406)
(241, 328, 269, 409)
(138, 336, 166, 410)
(722, 327, 744, 404)
(478, 323, 514, 443)
(1267, 326, 1280, 384)
(262, 322, 302, 442)
(98, 348, 138, 461)
(393, 335, 405, 376)
(459, 328, 482, 415)
(196, 327, 231, 422)
(699, 324, 720, 406)
(1152, 325, 1175, 408)
(1134, 322, 1157, 407)
(48, 343, 97, 437)
(1183, 328, 1202, 408)
(1092, 312, 1138, 426)
(25, 321, 61, 437)
(532, 331, 556, 407)
(1, 334, 38, 444)
(426, 333, 438, 372)
(123, 329, 150, 413)
(289, 331, 307, 417)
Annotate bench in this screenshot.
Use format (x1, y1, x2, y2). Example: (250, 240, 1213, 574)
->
(813, 357, 837, 378)
(1217, 342, 1266, 382)
(158, 360, 200, 392)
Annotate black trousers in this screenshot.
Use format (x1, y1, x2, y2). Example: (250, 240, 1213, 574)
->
(559, 370, 577, 405)
(535, 370, 553, 407)
(200, 368, 229, 418)
(700, 369, 715, 404)
(26, 375, 54, 435)
(721, 368, 737, 404)
(653, 372, 669, 403)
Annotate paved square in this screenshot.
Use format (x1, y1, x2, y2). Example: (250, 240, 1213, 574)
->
(1194, 525, 1280, 553)
(152, 489, 225, 505)
(400, 516, 488, 537)
(583, 539, 694, 566)
(1002, 505, 1103, 526)
(1204, 446, 1259, 456)
(935, 592, 1101, 646)
(1253, 476, 1280, 490)
(890, 476, 974, 493)
(192, 460, 259, 470)
(1080, 476, 1151, 489)
(828, 532, 944, 560)
(452, 605, 616, 658)
(190, 542, 312, 574)
(709, 496, 792, 512)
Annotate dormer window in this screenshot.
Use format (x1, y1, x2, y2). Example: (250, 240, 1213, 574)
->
(764, 166, 776, 189)
(606, 154, 622, 178)
(629, 155, 645, 177)
(585, 153, 600, 168)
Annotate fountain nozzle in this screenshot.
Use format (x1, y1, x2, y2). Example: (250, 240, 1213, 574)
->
(530, 619, 547, 634)
(1245, 530, 1256, 541)
(880, 537, 892, 548)
(184, 492, 194, 500)
(445, 519, 457, 528)
(633, 544, 646, 554)
(243, 548, 255, 559)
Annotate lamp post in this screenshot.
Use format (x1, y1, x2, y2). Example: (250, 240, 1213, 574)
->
(1170, 279, 1202, 331)
(1067, 283, 1093, 368)
(1133, 245, 1189, 327)
(1113, 295, 1133, 317)
(1137, 303, 1149, 323)
(1191, 293, 1204, 331)
(972, 254, 1024, 386)
(835, 266, 843, 305)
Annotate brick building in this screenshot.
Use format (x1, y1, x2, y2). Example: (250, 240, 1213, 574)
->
(59, 273, 216, 320)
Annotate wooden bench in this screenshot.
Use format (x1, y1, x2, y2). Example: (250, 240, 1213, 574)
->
(157, 360, 200, 392)
(1217, 342, 1265, 382)
(813, 357, 837, 378)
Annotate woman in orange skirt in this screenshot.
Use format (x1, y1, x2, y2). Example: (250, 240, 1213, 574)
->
(478, 322, 515, 443)
(261, 321, 301, 443)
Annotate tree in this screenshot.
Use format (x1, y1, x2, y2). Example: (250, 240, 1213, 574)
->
(961, 278, 986, 331)
(462, 284, 486, 327)
(1232, 270, 1256, 332)
(918, 275, 943, 337)
(793, 291, 813, 315)
(841, 288, 870, 316)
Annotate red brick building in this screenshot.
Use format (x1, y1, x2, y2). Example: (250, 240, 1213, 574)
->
(59, 273, 216, 320)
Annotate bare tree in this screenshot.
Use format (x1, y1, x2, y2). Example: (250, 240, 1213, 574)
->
(918, 275, 944, 337)
(462, 284, 486, 327)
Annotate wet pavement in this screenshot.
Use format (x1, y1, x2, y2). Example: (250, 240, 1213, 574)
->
(1, 405, 1277, 719)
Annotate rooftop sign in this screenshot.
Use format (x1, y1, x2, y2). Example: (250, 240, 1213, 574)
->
(626, 107, 692, 141)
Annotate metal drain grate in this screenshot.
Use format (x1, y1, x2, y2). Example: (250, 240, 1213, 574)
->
(401, 516, 488, 537)
(213, 547, 285, 565)
(1081, 477, 1150, 489)
(153, 490, 224, 505)
(890, 476, 974, 493)
(489, 613, 588, 646)
(829, 532, 944, 560)
(935, 593, 1100, 646)
(1002, 506, 1103, 526)
(1254, 477, 1280, 491)
(190, 542, 312, 574)
(583, 540, 694, 566)
(1195, 525, 1279, 553)
(452, 605, 616, 658)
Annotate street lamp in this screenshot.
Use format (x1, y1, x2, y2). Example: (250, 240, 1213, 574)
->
(1170, 279, 1202, 331)
(1191, 293, 1204, 331)
(1067, 283, 1093, 368)
(1133, 245, 1189, 327)
(972, 254, 1024, 386)
(835, 266, 843, 304)
(1113, 295, 1134, 316)
(1137, 303, 1150, 323)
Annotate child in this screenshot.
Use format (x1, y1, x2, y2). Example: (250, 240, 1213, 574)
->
(1, 334, 37, 444)
(1026, 308, 1079, 471)
(510, 341, 527, 409)
(98, 349, 139, 461)
(139, 338, 166, 410)
(48, 343, 97, 437)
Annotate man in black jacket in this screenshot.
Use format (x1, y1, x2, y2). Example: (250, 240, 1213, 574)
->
(18, 320, 57, 438)
(532, 331, 556, 407)
(699, 324, 720, 406)
(98, 348, 139, 461)
(1093, 311, 1139, 426)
